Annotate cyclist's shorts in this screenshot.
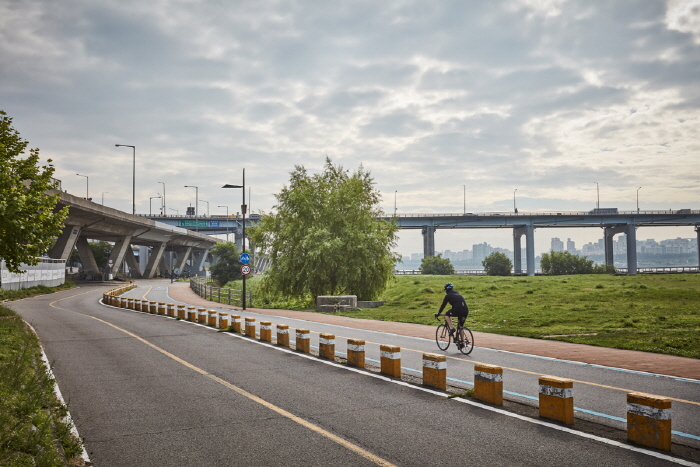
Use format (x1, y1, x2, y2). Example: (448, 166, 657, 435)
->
(446, 308, 469, 320)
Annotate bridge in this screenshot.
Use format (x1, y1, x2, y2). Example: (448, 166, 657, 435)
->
(143, 209, 700, 276)
(49, 191, 221, 279)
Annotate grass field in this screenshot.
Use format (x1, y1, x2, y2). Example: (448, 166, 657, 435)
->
(224, 274, 700, 359)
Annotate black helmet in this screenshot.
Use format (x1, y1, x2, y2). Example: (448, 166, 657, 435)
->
(444, 283, 454, 291)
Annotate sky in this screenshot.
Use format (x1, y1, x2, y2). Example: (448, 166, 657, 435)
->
(2, 0, 699, 256)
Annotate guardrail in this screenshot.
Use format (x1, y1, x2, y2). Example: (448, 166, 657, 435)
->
(190, 277, 253, 307)
(395, 266, 699, 276)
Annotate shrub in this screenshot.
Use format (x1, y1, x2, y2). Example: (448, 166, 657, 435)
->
(540, 251, 594, 275)
(420, 255, 455, 275)
(482, 252, 512, 276)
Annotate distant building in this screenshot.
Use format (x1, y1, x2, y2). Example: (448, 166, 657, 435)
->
(551, 237, 564, 252)
(566, 238, 577, 254)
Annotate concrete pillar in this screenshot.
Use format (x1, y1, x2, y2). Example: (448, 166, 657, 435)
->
(626, 223, 638, 275)
(696, 226, 700, 270)
(193, 248, 210, 273)
(123, 246, 142, 278)
(143, 243, 167, 279)
(51, 225, 81, 260)
(75, 237, 100, 274)
(604, 225, 626, 267)
(173, 246, 192, 273)
(422, 225, 436, 257)
(525, 224, 535, 276)
(513, 227, 524, 274)
(234, 228, 244, 253)
(106, 235, 132, 274)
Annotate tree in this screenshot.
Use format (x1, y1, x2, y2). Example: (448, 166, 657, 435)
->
(209, 242, 243, 285)
(420, 254, 454, 275)
(482, 252, 512, 276)
(0, 110, 67, 273)
(248, 158, 399, 301)
(540, 251, 594, 275)
(89, 240, 112, 270)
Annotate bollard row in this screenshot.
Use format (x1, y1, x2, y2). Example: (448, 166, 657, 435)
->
(101, 289, 675, 450)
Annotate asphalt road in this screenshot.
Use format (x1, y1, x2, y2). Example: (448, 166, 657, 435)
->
(10, 283, 699, 466)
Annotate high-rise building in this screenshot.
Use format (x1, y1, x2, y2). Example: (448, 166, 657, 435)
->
(551, 237, 564, 252)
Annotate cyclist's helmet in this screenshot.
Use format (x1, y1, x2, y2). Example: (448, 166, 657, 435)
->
(444, 283, 454, 292)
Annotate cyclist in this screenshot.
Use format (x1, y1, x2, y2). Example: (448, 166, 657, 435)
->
(435, 283, 469, 346)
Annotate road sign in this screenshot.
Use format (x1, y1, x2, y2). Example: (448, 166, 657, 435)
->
(108, 259, 114, 266)
(239, 253, 250, 264)
(241, 264, 251, 275)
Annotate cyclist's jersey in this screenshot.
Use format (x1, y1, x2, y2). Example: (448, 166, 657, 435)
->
(438, 289, 469, 314)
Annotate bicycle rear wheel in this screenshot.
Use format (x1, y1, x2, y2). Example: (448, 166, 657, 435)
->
(457, 327, 474, 355)
(436, 324, 450, 351)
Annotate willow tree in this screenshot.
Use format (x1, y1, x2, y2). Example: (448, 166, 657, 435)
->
(249, 158, 399, 301)
(0, 110, 67, 273)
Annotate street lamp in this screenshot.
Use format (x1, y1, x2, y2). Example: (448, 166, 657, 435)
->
(394, 190, 397, 216)
(115, 144, 136, 214)
(218, 205, 229, 241)
(513, 188, 518, 214)
(223, 168, 247, 310)
(159, 181, 166, 215)
(184, 185, 198, 232)
(200, 200, 210, 217)
(637, 186, 642, 213)
(76, 173, 88, 199)
(101, 192, 108, 205)
(463, 185, 466, 215)
(149, 194, 161, 216)
(595, 182, 600, 211)
(169, 208, 179, 216)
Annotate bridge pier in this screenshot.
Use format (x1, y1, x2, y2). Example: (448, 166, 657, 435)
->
(513, 229, 523, 274)
(123, 246, 142, 278)
(604, 225, 626, 267)
(51, 224, 81, 261)
(106, 235, 132, 275)
(422, 225, 436, 257)
(513, 225, 535, 276)
(697, 226, 700, 270)
(75, 237, 100, 276)
(626, 223, 638, 275)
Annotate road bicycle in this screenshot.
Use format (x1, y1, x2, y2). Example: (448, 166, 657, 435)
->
(434, 313, 474, 355)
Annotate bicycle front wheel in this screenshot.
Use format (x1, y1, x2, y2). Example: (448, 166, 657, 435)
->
(436, 324, 451, 351)
(457, 327, 474, 355)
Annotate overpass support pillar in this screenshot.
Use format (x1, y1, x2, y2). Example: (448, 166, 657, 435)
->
(174, 247, 192, 273)
(75, 237, 100, 275)
(525, 225, 535, 276)
(51, 225, 81, 261)
(123, 246, 142, 278)
(696, 226, 700, 270)
(604, 225, 626, 267)
(234, 229, 244, 253)
(422, 225, 436, 257)
(626, 224, 638, 275)
(106, 235, 132, 275)
(191, 248, 210, 273)
(513, 227, 524, 274)
(143, 243, 167, 279)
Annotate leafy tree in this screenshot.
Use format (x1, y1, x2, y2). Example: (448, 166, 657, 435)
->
(89, 240, 112, 269)
(420, 254, 454, 275)
(249, 158, 399, 301)
(0, 110, 67, 272)
(482, 252, 512, 276)
(540, 251, 594, 275)
(209, 242, 243, 285)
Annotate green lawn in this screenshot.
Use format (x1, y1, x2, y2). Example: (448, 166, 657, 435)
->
(332, 274, 700, 359)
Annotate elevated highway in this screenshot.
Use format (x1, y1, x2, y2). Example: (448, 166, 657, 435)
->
(49, 191, 220, 278)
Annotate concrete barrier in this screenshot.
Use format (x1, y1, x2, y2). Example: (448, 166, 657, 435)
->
(219, 312, 229, 329)
(136, 299, 144, 312)
(159, 302, 167, 316)
(539, 376, 574, 425)
(347, 339, 365, 368)
(422, 353, 446, 390)
(474, 364, 503, 405)
(380, 345, 401, 378)
(231, 315, 242, 333)
(167, 303, 175, 317)
(127, 298, 134, 309)
(627, 392, 672, 451)
(319, 333, 335, 360)
(295, 329, 310, 353)
(197, 307, 207, 324)
(177, 304, 186, 319)
(208, 310, 218, 327)
(150, 301, 158, 314)
(277, 324, 290, 347)
(187, 306, 197, 322)
(260, 321, 272, 342)
(245, 317, 256, 337)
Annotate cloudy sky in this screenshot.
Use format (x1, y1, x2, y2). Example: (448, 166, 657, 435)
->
(2, 0, 699, 255)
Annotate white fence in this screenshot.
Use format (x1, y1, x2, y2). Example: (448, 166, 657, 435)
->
(1, 258, 66, 290)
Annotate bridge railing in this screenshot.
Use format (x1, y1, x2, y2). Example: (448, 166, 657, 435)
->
(190, 277, 253, 307)
(385, 209, 698, 218)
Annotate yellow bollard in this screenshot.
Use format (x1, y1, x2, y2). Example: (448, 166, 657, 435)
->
(187, 306, 197, 322)
(167, 303, 175, 317)
(260, 321, 272, 342)
(347, 339, 365, 368)
(319, 333, 335, 360)
(197, 307, 207, 324)
(474, 364, 503, 405)
(380, 345, 401, 378)
(231, 315, 242, 333)
(245, 317, 256, 337)
(539, 375, 574, 425)
(422, 353, 446, 390)
(627, 392, 672, 451)
(177, 304, 186, 319)
(159, 302, 167, 316)
(150, 301, 158, 314)
(127, 298, 135, 309)
(295, 329, 310, 353)
(219, 312, 229, 329)
(276, 324, 290, 347)
(208, 310, 218, 327)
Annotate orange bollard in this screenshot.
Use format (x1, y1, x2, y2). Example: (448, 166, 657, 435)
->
(347, 339, 365, 368)
(295, 329, 310, 353)
(380, 345, 401, 378)
(474, 364, 503, 405)
(260, 322, 272, 342)
(276, 324, 289, 347)
(319, 333, 335, 360)
(422, 353, 446, 390)
(219, 312, 229, 329)
(245, 317, 256, 337)
(539, 375, 574, 425)
(627, 392, 672, 451)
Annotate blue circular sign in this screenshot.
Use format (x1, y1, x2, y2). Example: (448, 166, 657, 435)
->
(239, 253, 250, 264)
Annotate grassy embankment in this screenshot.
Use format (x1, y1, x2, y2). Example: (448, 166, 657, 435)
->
(0, 282, 84, 466)
(221, 274, 700, 359)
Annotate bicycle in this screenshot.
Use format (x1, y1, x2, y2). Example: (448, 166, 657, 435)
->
(434, 313, 474, 355)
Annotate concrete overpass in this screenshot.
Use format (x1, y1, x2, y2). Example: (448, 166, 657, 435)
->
(50, 191, 221, 279)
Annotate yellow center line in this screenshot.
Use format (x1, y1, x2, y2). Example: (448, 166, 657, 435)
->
(49, 294, 398, 467)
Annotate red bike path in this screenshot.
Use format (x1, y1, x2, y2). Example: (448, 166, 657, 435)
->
(165, 281, 700, 381)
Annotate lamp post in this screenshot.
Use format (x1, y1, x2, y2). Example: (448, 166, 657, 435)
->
(159, 181, 166, 215)
(200, 200, 209, 217)
(76, 173, 88, 199)
(218, 205, 230, 241)
(463, 185, 466, 215)
(169, 208, 179, 216)
(115, 144, 136, 214)
(513, 188, 518, 214)
(149, 194, 161, 216)
(637, 186, 642, 213)
(595, 182, 600, 211)
(394, 190, 397, 216)
(223, 168, 247, 310)
(101, 192, 108, 205)
(184, 185, 198, 232)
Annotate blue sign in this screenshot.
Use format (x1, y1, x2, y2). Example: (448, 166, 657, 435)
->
(209, 221, 220, 227)
(239, 253, 250, 264)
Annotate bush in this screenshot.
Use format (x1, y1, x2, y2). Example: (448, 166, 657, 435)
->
(420, 255, 454, 275)
(540, 251, 594, 275)
(209, 242, 243, 285)
(482, 252, 512, 276)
